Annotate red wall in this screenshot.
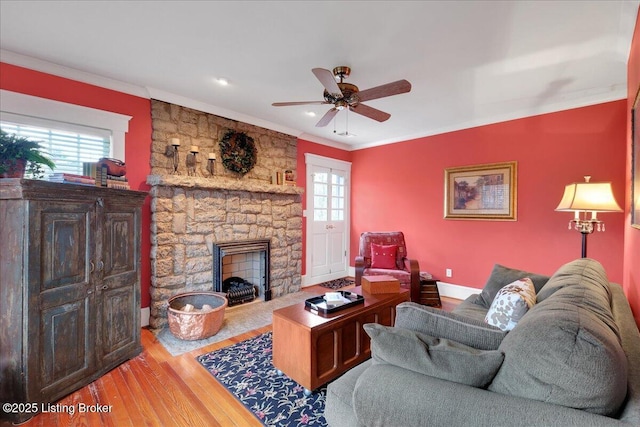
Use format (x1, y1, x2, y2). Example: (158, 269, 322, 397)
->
(350, 102, 627, 288)
(624, 8, 640, 325)
(0, 63, 153, 307)
(296, 138, 353, 276)
(2, 60, 633, 312)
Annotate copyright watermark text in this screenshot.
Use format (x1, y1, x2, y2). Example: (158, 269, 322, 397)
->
(3, 402, 113, 416)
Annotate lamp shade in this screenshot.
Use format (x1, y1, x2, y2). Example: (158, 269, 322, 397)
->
(555, 181, 622, 212)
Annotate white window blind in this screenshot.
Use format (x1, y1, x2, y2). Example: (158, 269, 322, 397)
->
(0, 121, 110, 177)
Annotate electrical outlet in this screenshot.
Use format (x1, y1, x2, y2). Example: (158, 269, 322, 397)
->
(445, 268, 452, 278)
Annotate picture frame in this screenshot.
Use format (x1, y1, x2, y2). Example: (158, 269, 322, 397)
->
(284, 169, 296, 186)
(444, 161, 517, 221)
(632, 86, 640, 229)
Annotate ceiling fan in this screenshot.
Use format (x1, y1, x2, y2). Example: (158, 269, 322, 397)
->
(272, 66, 411, 127)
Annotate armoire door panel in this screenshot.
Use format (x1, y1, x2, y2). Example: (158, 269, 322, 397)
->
(37, 210, 91, 291)
(27, 201, 95, 400)
(37, 299, 91, 395)
(100, 286, 136, 357)
(99, 207, 140, 364)
(102, 211, 136, 278)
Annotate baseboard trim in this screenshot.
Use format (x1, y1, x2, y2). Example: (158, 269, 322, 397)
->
(141, 307, 150, 328)
(436, 281, 478, 301)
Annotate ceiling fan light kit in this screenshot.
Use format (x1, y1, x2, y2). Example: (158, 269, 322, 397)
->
(272, 66, 411, 128)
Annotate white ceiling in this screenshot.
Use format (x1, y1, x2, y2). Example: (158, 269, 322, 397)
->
(0, 1, 638, 150)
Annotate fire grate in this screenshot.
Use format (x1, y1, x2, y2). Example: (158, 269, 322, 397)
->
(223, 276, 256, 306)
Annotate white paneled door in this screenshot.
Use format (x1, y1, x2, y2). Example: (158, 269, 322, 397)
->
(305, 154, 351, 286)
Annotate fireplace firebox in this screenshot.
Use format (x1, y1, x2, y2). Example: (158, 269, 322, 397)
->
(213, 239, 271, 304)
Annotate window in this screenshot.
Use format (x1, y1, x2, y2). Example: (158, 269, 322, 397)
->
(311, 170, 346, 222)
(0, 122, 110, 176)
(0, 89, 131, 177)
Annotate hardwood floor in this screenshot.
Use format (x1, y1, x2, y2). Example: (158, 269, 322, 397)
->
(6, 325, 270, 427)
(440, 295, 462, 312)
(5, 287, 460, 427)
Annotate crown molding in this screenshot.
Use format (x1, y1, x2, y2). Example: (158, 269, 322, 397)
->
(0, 49, 150, 98)
(350, 85, 627, 151)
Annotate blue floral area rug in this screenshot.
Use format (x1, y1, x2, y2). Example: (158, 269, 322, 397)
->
(197, 332, 327, 426)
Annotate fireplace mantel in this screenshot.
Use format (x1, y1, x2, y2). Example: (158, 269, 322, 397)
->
(147, 174, 304, 195)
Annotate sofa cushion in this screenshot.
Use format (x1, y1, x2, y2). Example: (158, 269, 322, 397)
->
(325, 360, 370, 427)
(451, 295, 489, 321)
(485, 278, 536, 331)
(488, 258, 627, 416)
(370, 243, 398, 269)
(475, 264, 550, 309)
(364, 323, 504, 388)
(537, 258, 613, 305)
(395, 302, 507, 350)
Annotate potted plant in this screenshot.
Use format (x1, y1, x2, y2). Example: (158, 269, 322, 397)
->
(0, 129, 55, 178)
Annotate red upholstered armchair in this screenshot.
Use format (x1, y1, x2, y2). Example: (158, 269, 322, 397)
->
(355, 231, 421, 302)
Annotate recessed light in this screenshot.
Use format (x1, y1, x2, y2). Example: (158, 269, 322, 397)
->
(305, 111, 316, 117)
(216, 78, 229, 86)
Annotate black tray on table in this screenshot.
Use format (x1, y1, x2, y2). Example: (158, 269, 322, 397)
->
(305, 290, 364, 316)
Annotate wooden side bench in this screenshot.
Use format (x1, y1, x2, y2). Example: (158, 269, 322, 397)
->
(419, 274, 442, 307)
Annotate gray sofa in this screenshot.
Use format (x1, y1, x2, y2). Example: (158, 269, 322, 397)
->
(325, 258, 640, 426)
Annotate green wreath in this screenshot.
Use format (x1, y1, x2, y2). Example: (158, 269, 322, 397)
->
(219, 130, 257, 175)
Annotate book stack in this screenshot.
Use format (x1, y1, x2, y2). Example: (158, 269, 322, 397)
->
(82, 162, 98, 179)
(48, 173, 96, 186)
(83, 161, 130, 190)
(105, 174, 130, 190)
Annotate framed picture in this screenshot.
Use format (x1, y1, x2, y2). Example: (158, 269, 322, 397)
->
(444, 161, 517, 221)
(284, 169, 296, 186)
(632, 86, 640, 229)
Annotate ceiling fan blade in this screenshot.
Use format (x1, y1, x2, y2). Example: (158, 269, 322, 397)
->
(316, 108, 339, 127)
(350, 103, 391, 122)
(312, 68, 342, 98)
(357, 80, 412, 102)
(272, 101, 328, 106)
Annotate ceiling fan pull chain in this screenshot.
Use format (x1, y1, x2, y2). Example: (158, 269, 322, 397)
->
(346, 107, 349, 135)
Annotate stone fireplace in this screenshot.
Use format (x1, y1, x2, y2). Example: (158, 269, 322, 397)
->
(147, 175, 303, 328)
(146, 99, 303, 329)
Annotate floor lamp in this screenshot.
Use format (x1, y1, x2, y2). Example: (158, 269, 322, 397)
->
(555, 176, 623, 258)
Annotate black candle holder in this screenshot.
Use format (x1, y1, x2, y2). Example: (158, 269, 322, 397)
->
(207, 158, 216, 176)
